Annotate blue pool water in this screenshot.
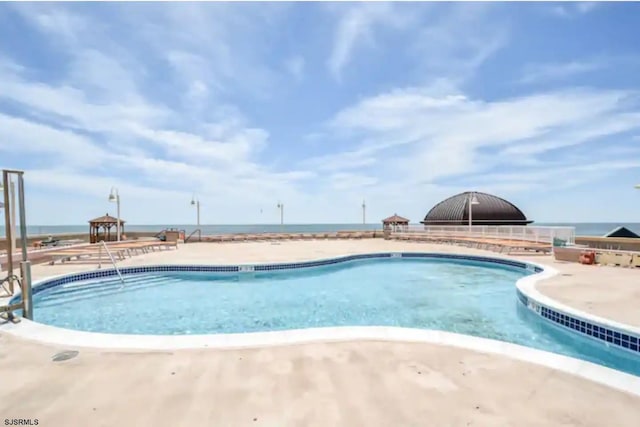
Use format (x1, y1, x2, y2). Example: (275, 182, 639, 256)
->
(31, 258, 639, 376)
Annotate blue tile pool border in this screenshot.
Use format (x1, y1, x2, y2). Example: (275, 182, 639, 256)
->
(15, 252, 639, 356)
(22, 252, 531, 296)
(517, 288, 639, 355)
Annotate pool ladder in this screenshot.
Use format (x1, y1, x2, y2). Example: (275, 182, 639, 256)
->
(98, 240, 125, 286)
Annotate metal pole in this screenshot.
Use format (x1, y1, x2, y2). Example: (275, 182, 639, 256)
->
(20, 261, 33, 320)
(277, 202, 284, 233)
(362, 200, 366, 225)
(10, 180, 16, 256)
(468, 193, 473, 233)
(116, 193, 121, 242)
(197, 201, 200, 227)
(17, 173, 28, 262)
(2, 170, 13, 294)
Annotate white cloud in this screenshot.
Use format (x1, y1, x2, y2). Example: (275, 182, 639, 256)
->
(284, 56, 305, 81)
(187, 80, 209, 101)
(8, 3, 91, 46)
(129, 125, 268, 167)
(69, 49, 144, 99)
(326, 85, 640, 190)
(328, 172, 378, 191)
(0, 53, 315, 223)
(327, 2, 415, 80)
(0, 114, 111, 168)
(501, 112, 640, 156)
(129, 3, 285, 99)
(301, 150, 378, 172)
(576, 2, 599, 14)
(2, 104, 309, 204)
(0, 57, 168, 135)
(519, 60, 604, 84)
(409, 3, 508, 83)
(326, 3, 505, 84)
(2, 2, 638, 224)
(549, 2, 600, 18)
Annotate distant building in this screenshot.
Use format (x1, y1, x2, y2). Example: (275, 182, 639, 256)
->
(421, 191, 532, 226)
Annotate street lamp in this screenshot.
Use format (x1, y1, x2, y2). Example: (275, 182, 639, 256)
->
(277, 201, 284, 232)
(108, 187, 121, 242)
(362, 199, 366, 225)
(190, 195, 200, 227)
(468, 191, 480, 233)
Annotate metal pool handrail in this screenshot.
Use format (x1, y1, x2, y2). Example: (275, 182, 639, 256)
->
(185, 228, 202, 243)
(98, 240, 125, 285)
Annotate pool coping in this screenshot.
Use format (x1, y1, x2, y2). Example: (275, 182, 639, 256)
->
(515, 265, 640, 349)
(2, 251, 640, 397)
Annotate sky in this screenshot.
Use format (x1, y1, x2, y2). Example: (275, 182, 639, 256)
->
(1, 1, 640, 225)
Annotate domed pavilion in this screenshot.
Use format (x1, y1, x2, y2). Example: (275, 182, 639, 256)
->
(420, 191, 532, 226)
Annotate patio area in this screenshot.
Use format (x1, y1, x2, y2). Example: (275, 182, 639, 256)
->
(1, 239, 639, 426)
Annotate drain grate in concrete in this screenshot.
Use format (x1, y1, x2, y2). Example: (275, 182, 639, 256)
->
(52, 350, 79, 362)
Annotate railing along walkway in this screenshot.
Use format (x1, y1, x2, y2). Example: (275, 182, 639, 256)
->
(393, 225, 575, 245)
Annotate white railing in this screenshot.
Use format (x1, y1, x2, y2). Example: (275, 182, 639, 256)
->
(392, 225, 575, 246)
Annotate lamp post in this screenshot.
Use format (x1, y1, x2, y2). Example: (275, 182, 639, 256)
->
(468, 191, 480, 233)
(108, 187, 121, 242)
(190, 195, 200, 227)
(277, 201, 284, 232)
(362, 199, 366, 225)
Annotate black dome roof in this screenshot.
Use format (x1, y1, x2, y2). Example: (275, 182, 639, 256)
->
(421, 191, 532, 226)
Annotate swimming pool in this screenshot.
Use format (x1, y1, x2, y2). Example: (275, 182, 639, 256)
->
(23, 254, 640, 376)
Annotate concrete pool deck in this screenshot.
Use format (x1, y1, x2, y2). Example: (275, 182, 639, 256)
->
(1, 240, 639, 426)
(1, 333, 639, 427)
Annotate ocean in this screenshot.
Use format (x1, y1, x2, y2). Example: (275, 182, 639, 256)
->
(1, 223, 640, 238)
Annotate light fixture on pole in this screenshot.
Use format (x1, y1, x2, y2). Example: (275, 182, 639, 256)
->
(468, 191, 480, 232)
(362, 199, 366, 225)
(277, 201, 284, 232)
(190, 195, 200, 227)
(108, 187, 121, 242)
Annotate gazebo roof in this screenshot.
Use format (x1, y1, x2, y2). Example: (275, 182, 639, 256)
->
(88, 213, 125, 224)
(382, 213, 410, 223)
(603, 226, 640, 239)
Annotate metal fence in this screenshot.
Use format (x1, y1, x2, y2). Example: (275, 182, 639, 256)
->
(393, 225, 576, 246)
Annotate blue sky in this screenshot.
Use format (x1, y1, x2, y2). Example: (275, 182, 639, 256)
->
(1, 1, 640, 225)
